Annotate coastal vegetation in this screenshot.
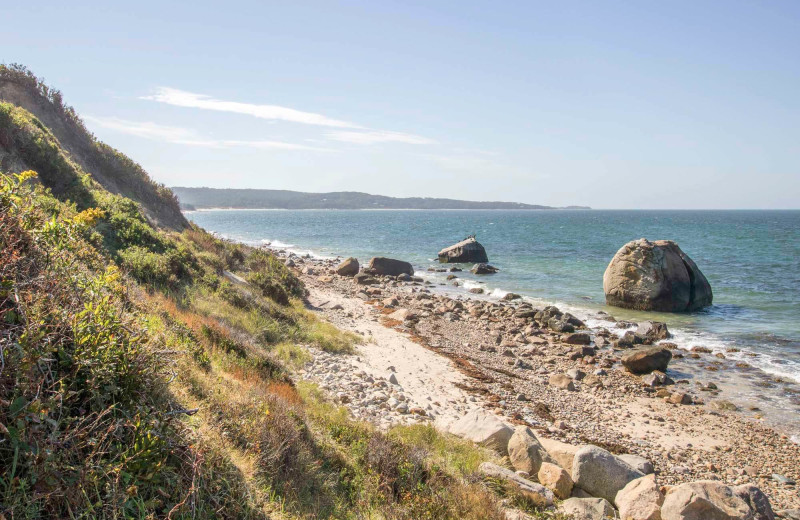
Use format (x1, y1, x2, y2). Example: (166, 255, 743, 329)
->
(0, 68, 538, 518)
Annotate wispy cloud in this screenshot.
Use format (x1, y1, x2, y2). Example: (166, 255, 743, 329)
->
(84, 116, 332, 151)
(141, 87, 360, 129)
(327, 130, 437, 145)
(141, 87, 436, 145)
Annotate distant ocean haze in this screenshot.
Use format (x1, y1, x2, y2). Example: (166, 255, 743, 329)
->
(186, 208, 800, 436)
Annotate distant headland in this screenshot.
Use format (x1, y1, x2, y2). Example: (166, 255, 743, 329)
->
(172, 187, 591, 211)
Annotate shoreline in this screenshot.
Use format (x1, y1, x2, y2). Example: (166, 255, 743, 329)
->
(240, 233, 800, 437)
(278, 250, 800, 510)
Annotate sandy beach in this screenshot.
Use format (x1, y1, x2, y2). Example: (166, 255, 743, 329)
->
(286, 252, 800, 511)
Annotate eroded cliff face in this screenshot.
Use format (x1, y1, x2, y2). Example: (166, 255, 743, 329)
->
(603, 238, 713, 312)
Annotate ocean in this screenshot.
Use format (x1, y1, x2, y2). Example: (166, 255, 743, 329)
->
(185, 209, 800, 437)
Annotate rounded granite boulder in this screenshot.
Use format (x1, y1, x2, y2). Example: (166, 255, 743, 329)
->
(603, 238, 712, 312)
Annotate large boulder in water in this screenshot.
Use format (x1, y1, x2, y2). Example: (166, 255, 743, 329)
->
(368, 257, 414, 276)
(603, 239, 712, 312)
(438, 236, 489, 263)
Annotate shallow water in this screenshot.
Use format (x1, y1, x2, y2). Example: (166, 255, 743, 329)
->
(185, 209, 800, 437)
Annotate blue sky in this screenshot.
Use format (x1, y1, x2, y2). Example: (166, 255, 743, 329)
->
(3, 1, 799, 208)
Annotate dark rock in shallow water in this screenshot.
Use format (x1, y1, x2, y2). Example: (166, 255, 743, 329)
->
(368, 257, 414, 276)
(603, 238, 713, 312)
(471, 263, 499, 275)
(635, 321, 671, 342)
(438, 236, 489, 263)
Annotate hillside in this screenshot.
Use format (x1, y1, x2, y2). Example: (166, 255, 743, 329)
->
(0, 69, 523, 519)
(0, 64, 187, 229)
(172, 186, 591, 210)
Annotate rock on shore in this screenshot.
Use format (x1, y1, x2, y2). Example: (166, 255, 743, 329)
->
(368, 257, 414, 276)
(603, 239, 713, 312)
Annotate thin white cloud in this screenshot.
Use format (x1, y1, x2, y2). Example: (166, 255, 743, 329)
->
(141, 87, 360, 129)
(84, 116, 332, 151)
(327, 130, 437, 145)
(141, 87, 436, 146)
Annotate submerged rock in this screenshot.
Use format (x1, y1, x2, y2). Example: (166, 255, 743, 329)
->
(603, 238, 713, 312)
(438, 236, 489, 263)
(471, 263, 499, 275)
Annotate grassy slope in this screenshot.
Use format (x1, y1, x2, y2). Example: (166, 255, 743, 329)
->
(0, 80, 545, 519)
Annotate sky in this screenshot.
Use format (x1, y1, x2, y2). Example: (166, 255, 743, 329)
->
(3, 1, 800, 209)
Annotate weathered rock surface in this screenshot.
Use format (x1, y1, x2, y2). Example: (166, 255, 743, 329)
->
(335, 257, 359, 276)
(438, 236, 488, 263)
(549, 373, 576, 391)
(478, 462, 554, 507)
(636, 321, 671, 341)
(560, 497, 617, 519)
(734, 484, 775, 520)
(603, 239, 713, 312)
(538, 461, 574, 499)
(661, 481, 753, 520)
(615, 474, 664, 519)
(508, 426, 548, 474)
(573, 445, 645, 504)
(537, 436, 580, 472)
(471, 263, 499, 274)
(622, 347, 673, 374)
(354, 272, 378, 285)
(368, 257, 414, 276)
(449, 409, 513, 454)
(618, 454, 655, 475)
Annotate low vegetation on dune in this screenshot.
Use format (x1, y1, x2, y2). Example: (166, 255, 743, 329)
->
(0, 68, 564, 519)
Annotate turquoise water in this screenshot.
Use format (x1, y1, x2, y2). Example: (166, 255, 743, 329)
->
(186, 209, 800, 428)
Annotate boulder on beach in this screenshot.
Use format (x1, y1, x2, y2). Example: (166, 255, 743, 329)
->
(335, 257, 359, 276)
(471, 263, 499, 275)
(448, 409, 513, 454)
(368, 257, 414, 276)
(572, 445, 645, 504)
(603, 239, 713, 312)
(508, 426, 549, 474)
(661, 481, 754, 520)
(438, 236, 489, 263)
(559, 497, 616, 519)
(621, 346, 673, 374)
(615, 474, 664, 520)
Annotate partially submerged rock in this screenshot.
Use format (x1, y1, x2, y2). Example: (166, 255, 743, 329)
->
(368, 257, 414, 276)
(438, 236, 488, 263)
(603, 239, 713, 312)
(622, 346, 673, 374)
(636, 320, 671, 342)
(335, 257, 359, 276)
(471, 263, 499, 275)
(448, 409, 513, 454)
(572, 445, 645, 504)
(479, 462, 554, 507)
